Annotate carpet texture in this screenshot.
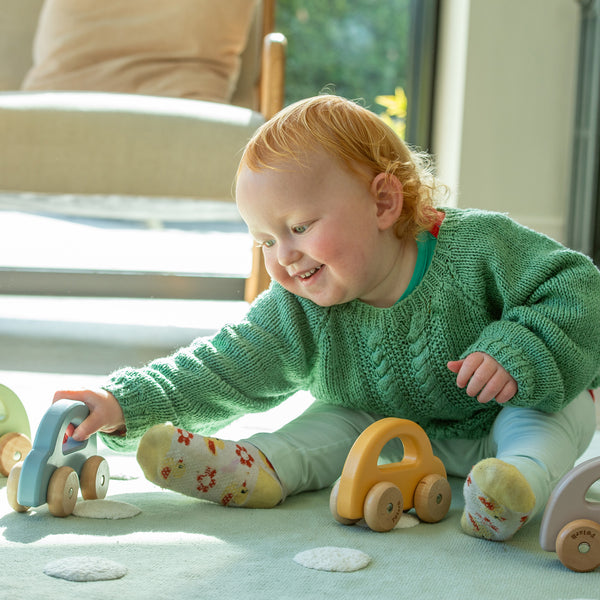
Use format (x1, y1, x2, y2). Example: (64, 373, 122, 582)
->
(1, 372, 599, 599)
(1, 434, 599, 599)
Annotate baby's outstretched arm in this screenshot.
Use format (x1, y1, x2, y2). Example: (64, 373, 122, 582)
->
(52, 388, 125, 441)
(447, 351, 517, 404)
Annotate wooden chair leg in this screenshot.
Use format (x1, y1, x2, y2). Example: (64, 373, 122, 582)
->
(244, 245, 271, 302)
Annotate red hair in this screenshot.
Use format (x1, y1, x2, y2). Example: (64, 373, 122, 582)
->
(238, 95, 445, 239)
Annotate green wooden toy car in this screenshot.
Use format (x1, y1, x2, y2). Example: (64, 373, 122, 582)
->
(0, 384, 32, 477)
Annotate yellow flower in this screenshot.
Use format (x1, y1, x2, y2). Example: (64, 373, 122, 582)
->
(375, 87, 407, 139)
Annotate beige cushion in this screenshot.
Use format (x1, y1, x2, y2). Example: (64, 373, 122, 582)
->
(0, 91, 265, 198)
(22, 0, 258, 103)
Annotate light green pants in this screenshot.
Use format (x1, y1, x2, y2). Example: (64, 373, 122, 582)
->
(248, 390, 596, 517)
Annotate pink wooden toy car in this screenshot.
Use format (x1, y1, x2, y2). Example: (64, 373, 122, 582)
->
(540, 457, 600, 572)
(330, 418, 451, 532)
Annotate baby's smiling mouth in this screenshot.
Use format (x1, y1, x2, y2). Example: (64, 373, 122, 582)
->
(298, 265, 323, 280)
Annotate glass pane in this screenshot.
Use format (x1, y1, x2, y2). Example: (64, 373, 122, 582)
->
(276, 0, 411, 137)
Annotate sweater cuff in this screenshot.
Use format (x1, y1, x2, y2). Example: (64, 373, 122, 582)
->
(101, 367, 168, 449)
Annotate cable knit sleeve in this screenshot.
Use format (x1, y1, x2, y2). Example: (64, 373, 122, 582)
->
(452, 210, 600, 412)
(101, 285, 318, 451)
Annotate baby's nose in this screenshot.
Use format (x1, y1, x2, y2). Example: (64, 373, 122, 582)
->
(277, 243, 302, 267)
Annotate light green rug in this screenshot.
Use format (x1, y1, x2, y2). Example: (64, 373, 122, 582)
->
(0, 370, 599, 600)
(1, 433, 599, 599)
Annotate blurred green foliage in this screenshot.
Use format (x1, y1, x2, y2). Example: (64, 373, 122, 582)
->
(275, 0, 411, 120)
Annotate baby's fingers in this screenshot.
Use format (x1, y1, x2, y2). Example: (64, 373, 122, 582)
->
(53, 390, 96, 440)
(450, 353, 486, 390)
(52, 388, 125, 441)
(493, 379, 518, 404)
(71, 413, 103, 442)
(53, 389, 92, 405)
(475, 370, 509, 404)
(446, 359, 464, 374)
(448, 352, 518, 404)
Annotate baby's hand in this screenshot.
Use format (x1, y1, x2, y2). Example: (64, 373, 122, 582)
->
(52, 388, 125, 441)
(447, 352, 517, 404)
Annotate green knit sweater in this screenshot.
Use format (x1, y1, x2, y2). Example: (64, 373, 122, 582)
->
(102, 208, 600, 451)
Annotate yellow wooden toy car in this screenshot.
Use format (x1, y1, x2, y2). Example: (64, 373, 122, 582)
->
(330, 417, 451, 532)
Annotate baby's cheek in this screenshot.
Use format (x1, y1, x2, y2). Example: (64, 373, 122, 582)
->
(265, 261, 290, 287)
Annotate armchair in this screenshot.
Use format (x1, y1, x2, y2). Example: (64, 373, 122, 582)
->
(0, 0, 284, 302)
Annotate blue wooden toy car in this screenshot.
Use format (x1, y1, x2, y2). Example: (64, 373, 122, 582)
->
(7, 399, 109, 517)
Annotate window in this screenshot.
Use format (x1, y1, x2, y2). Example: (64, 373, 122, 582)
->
(276, 0, 439, 149)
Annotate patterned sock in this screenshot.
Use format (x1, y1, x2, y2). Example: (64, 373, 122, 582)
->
(461, 458, 535, 541)
(136, 424, 284, 508)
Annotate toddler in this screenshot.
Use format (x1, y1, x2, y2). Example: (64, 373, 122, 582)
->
(55, 95, 600, 541)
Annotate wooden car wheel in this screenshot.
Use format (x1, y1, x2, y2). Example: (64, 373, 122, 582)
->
(329, 480, 360, 526)
(363, 481, 403, 532)
(80, 455, 110, 500)
(6, 461, 30, 513)
(556, 519, 600, 572)
(414, 474, 452, 523)
(0, 432, 32, 477)
(47, 466, 79, 517)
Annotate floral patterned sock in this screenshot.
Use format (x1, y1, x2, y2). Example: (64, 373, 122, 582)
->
(136, 424, 284, 508)
(461, 458, 535, 541)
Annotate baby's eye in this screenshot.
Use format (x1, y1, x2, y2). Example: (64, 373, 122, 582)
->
(258, 239, 275, 249)
(292, 224, 308, 234)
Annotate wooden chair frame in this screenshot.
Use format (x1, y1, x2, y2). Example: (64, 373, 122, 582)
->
(245, 0, 286, 301)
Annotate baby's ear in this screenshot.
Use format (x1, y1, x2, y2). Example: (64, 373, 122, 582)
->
(371, 173, 403, 229)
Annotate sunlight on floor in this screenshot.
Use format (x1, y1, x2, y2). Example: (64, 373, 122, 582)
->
(0, 296, 249, 336)
(1, 210, 252, 275)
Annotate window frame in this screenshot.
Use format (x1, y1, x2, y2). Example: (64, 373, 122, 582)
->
(567, 0, 600, 263)
(405, 0, 440, 151)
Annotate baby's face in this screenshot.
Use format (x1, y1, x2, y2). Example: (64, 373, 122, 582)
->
(236, 150, 404, 307)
